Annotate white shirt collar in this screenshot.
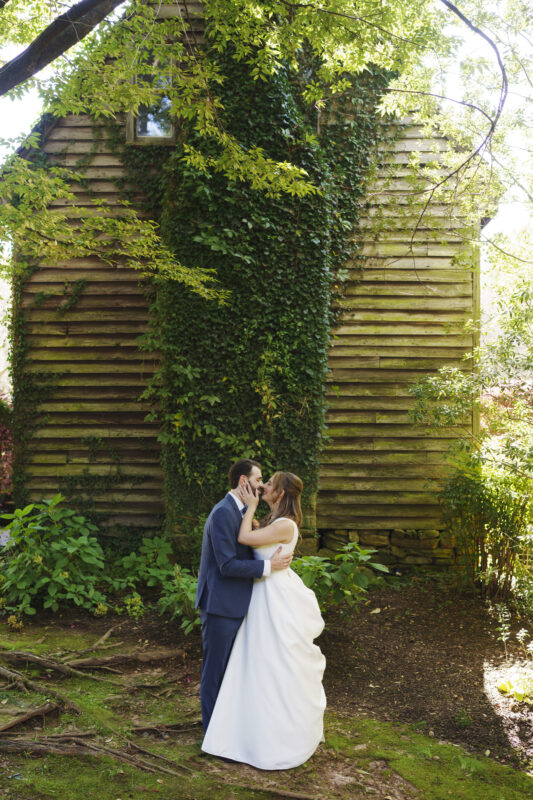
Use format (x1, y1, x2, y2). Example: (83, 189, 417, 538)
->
(228, 490, 245, 512)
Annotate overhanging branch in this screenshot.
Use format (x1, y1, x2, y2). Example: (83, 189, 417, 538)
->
(399, 1, 509, 249)
(0, 0, 126, 97)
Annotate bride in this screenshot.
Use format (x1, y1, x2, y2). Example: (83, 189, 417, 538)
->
(201, 471, 326, 770)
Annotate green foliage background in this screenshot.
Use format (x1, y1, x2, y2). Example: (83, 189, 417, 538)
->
(111, 48, 388, 558)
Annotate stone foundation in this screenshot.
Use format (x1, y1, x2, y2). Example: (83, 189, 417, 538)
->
(316, 529, 456, 568)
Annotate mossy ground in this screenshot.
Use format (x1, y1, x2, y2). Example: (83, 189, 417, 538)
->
(0, 614, 532, 800)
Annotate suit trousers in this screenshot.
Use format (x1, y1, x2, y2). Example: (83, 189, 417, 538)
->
(199, 611, 243, 731)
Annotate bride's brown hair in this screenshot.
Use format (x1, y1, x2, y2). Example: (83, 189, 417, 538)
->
(261, 471, 303, 529)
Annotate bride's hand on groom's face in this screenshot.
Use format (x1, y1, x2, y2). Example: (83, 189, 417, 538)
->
(238, 480, 260, 510)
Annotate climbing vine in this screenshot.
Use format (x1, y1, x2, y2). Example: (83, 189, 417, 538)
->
(107, 44, 389, 559)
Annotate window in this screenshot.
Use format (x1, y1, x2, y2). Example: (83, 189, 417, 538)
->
(125, 4, 184, 145)
(126, 61, 175, 145)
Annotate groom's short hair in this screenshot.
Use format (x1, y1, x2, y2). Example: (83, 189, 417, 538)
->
(228, 459, 262, 489)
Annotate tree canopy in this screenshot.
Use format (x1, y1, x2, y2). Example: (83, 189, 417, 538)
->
(0, 0, 531, 284)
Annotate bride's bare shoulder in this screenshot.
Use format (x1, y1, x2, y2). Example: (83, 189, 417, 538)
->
(263, 517, 294, 543)
(270, 518, 297, 538)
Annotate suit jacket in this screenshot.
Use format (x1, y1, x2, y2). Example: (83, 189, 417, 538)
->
(195, 493, 265, 619)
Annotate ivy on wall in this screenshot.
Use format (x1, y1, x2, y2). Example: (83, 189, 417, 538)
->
(109, 46, 389, 560)
(6, 44, 388, 553)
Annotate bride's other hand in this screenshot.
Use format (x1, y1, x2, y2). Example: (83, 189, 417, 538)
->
(252, 518, 260, 530)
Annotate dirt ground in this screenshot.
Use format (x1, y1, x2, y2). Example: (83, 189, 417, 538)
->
(47, 577, 533, 768)
(320, 579, 533, 766)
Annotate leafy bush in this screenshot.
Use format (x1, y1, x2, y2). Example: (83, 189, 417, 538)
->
(0, 494, 107, 616)
(292, 542, 389, 611)
(157, 564, 200, 634)
(0, 495, 389, 628)
(105, 535, 200, 630)
(440, 466, 532, 599)
(103, 534, 175, 594)
(409, 266, 533, 602)
(121, 592, 146, 620)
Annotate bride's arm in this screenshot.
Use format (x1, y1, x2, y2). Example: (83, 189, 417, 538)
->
(238, 508, 294, 546)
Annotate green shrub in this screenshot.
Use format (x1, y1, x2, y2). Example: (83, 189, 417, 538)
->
(292, 542, 389, 611)
(105, 536, 199, 626)
(122, 592, 146, 620)
(440, 466, 532, 599)
(157, 564, 200, 634)
(0, 497, 389, 629)
(0, 494, 107, 616)
(104, 534, 175, 594)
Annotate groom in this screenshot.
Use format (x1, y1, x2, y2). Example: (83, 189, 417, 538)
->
(196, 458, 293, 731)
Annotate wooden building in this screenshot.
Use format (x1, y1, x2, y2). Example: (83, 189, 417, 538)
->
(12, 4, 479, 566)
(317, 120, 479, 566)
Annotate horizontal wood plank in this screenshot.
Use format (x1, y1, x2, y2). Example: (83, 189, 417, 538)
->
(18, 112, 476, 539)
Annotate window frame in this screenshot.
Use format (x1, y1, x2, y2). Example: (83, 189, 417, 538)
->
(125, 4, 185, 146)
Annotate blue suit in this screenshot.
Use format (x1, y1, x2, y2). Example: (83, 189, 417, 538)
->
(195, 493, 264, 730)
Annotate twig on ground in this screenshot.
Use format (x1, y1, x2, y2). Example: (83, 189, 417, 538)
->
(0, 665, 81, 713)
(57, 642, 124, 660)
(33, 730, 96, 739)
(132, 719, 202, 735)
(58, 623, 125, 661)
(0, 649, 121, 683)
(68, 735, 192, 776)
(64, 647, 185, 669)
(0, 729, 94, 737)
(224, 785, 327, 800)
(0, 733, 191, 775)
(125, 739, 195, 773)
(0, 738, 98, 758)
(0, 701, 58, 732)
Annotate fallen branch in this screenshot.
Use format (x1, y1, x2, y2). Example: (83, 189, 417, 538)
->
(68, 737, 162, 773)
(0, 729, 94, 737)
(0, 649, 120, 683)
(65, 648, 185, 669)
(132, 719, 202, 735)
(36, 730, 96, 740)
(64, 735, 193, 776)
(125, 739, 195, 774)
(0, 738, 97, 758)
(0, 701, 58, 732)
(0, 735, 175, 774)
(57, 642, 124, 661)
(58, 623, 125, 661)
(0, 665, 81, 713)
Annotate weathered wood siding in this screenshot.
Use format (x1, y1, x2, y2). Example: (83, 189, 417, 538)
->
(317, 120, 478, 564)
(18, 103, 476, 557)
(19, 0, 205, 533)
(21, 114, 164, 531)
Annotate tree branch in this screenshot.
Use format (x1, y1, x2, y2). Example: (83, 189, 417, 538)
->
(385, 87, 494, 126)
(0, 0, 126, 97)
(399, 1, 509, 249)
(276, 0, 422, 46)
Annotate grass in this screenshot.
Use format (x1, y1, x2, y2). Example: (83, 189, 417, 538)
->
(0, 621, 532, 799)
(3, 714, 533, 800)
(330, 715, 533, 800)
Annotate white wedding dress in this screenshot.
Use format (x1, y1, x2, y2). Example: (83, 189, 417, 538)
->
(201, 519, 326, 770)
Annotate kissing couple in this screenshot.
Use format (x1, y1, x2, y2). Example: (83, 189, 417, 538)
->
(195, 458, 326, 770)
